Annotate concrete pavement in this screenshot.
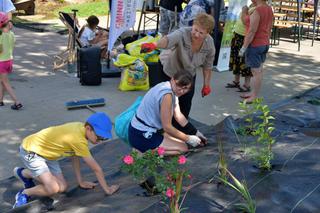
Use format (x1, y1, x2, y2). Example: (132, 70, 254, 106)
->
(0, 26, 319, 180)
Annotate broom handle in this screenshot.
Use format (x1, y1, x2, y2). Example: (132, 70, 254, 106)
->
(86, 105, 97, 113)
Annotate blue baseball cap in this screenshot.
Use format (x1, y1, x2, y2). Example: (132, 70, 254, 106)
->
(87, 112, 112, 139)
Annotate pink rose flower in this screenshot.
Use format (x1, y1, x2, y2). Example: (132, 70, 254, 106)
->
(178, 155, 187, 164)
(157, 147, 165, 156)
(123, 155, 134, 165)
(166, 188, 175, 198)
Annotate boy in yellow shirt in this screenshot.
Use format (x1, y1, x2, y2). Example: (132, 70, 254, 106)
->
(13, 112, 119, 208)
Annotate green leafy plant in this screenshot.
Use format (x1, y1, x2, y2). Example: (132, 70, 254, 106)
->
(122, 148, 192, 213)
(239, 100, 258, 136)
(239, 98, 275, 170)
(217, 138, 228, 183)
(218, 169, 256, 213)
(252, 99, 275, 170)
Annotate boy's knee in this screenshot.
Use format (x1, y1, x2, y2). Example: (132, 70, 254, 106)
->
(58, 182, 68, 193)
(45, 181, 60, 195)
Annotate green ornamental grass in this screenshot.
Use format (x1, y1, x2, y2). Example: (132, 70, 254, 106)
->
(218, 169, 256, 213)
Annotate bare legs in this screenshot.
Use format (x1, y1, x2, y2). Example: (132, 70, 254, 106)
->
(244, 65, 263, 102)
(21, 169, 68, 197)
(227, 74, 251, 90)
(159, 133, 188, 156)
(0, 73, 21, 104)
(234, 74, 240, 84)
(244, 76, 251, 88)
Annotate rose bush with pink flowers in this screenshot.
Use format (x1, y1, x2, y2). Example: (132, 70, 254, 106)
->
(157, 147, 165, 156)
(123, 155, 134, 165)
(122, 148, 192, 213)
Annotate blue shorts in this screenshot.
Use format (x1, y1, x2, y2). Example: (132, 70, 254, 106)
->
(128, 123, 163, 153)
(245, 45, 269, 69)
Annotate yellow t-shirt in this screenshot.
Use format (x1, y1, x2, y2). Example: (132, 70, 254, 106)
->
(234, 12, 246, 36)
(22, 122, 91, 160)
(0, 31, 15, 61)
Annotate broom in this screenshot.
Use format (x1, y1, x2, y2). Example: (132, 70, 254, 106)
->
(65, 98, 105, 111)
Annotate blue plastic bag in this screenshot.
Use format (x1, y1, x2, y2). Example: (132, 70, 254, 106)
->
(115, 96, 143, 145)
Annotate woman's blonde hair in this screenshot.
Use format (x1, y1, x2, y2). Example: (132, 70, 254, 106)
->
(193, 13, 215, 33)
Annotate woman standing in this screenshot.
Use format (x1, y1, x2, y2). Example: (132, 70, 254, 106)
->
(141, 13, 215, 134)
(226, 5, 255, 92)
(239, 0, 273, 103)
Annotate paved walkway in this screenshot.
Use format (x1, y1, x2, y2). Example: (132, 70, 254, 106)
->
(0, 24, 319, 180)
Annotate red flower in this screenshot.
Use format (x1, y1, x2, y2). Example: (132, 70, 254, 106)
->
(157, 147, 165, 156)
(187, 174, 192, 179)
(123, 155, 134, 165)
(166, 188, 175, 198)
(178, 155, 187, 164)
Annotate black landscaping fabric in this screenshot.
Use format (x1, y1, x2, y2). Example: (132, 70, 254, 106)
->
(1, 86, 320, 212)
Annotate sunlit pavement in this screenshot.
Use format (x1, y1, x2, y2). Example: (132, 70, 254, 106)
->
(0, 21, 319, 180)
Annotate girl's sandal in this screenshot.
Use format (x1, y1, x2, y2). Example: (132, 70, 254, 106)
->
(225, 81, 240, 88)
(11, 103, 23, 110)
(0, 102, 4, 106)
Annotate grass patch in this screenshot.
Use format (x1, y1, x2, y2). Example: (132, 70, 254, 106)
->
(54, 1, 109, 19)
(13, 16, 32, 24)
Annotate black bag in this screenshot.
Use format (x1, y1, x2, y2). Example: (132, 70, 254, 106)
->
(147, 61, 169, 88)
(78, 46, 102, 85)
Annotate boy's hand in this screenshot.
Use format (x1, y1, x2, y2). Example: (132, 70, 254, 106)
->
(79, 181, 97, 189)
(105, 184, 120, 195)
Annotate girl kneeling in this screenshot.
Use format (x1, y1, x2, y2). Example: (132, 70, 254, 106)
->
(128, 71, 207, 155)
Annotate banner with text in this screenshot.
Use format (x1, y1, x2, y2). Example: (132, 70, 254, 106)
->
(108, 0, 137, 51)
(216, 0, 249, 72)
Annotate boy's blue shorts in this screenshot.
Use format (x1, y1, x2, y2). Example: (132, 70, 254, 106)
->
(128, 123, 163, 153)
(245, 45, 269, 69)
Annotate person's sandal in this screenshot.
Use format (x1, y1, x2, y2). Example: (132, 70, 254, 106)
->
(225, 81, 240, 88)
(237, 85, 251, 92)
(0, 102, 4, 106)
(11, 103, 23, 110)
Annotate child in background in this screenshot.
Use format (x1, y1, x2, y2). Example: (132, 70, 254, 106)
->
(79, 15, 108, 48)
(79, 15, 109, 58)
(0, 12, 23, 110)
(13, 112, 119, 208)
